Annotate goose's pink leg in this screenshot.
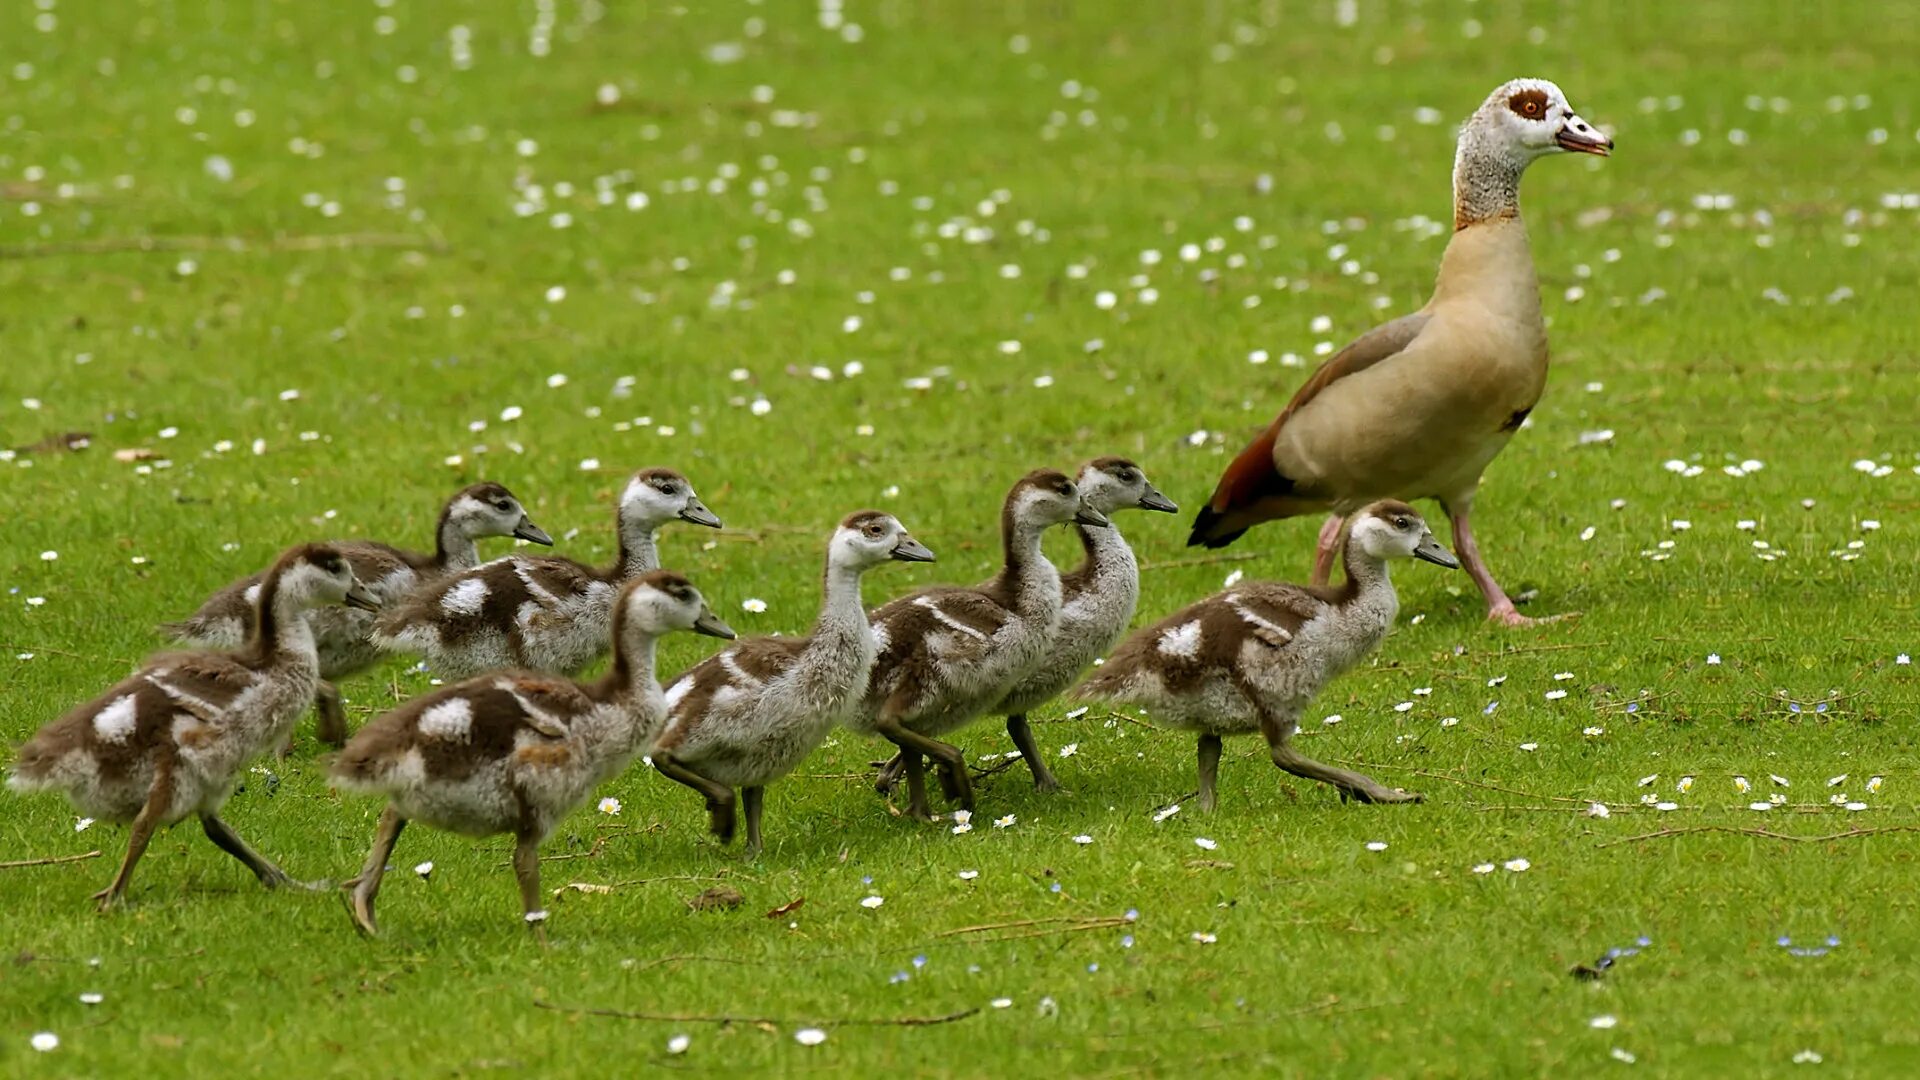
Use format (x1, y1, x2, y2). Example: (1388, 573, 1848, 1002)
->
(1310, 515, 1345, 586)
(1446, 503, 1535, 626)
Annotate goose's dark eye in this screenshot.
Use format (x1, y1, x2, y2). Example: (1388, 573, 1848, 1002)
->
(1395, 516, 1411, 530)
(495, 500, 513, 512)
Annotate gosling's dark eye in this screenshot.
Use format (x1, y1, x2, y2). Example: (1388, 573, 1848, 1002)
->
(1395, 517, 1411, 530)
(495, 501, 513, 512)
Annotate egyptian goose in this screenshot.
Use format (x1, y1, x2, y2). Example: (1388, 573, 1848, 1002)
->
(331, 572, 733, 938)
(164, 482, 550, 746)
(875, 457, 1177, 793)
(8, 545, 379, 909)
(371, 467, 719, 679)
(1077, 501, 1457, 809)
(850, 469, 1107, 820)
(653, 512, 934, 856)
(1187, 78, 1611, 625)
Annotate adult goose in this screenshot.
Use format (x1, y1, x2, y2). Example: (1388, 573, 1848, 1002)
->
(1187, 78, 1610, 626)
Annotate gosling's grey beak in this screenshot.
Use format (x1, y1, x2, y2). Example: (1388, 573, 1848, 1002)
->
(679, 499, 723, 529)
(890, 535, 936, 563)
(513, 517, 554, 546)
(693, 608, 736, 640)
(1413, 532, 1461, 569)
(1138, 487, 1179, 514)
(1556, 114, 1613, 156)
(1075, 505, 1112, 529)
(343, 581, 382, 612)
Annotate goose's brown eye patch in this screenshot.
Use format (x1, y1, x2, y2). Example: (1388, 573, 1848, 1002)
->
(1509, 88, 1548, 119)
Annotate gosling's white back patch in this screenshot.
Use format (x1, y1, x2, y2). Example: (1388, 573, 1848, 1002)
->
(441, 577, 489, 616)
(93, 694, 139, 743)
(419, 697, 474, 740)
(1158, 620, 1203, 659)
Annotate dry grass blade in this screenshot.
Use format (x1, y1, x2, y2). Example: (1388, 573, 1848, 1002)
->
(533, 998, 980, 1027)
(0, 850, 102, 870)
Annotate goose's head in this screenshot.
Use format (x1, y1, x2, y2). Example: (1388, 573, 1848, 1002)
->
(1349, 501, 1459, 568)
(1077, 457, 1179, 516)
(618, 467, 721, 535)
(1007, 469, 1109, 532)
(617, 570, 734, 641)
(831, 510, 936, 569)
(1464, 78, 1612, 164)
(272, 543, 382, 611)
(445, 482, 553, 545)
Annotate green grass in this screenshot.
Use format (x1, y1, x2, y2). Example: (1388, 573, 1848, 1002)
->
(3, 1, 1915, 1075)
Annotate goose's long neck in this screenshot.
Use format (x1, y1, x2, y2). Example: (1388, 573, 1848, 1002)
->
(810, 561, 870, 645)
(252, 575, 317, 666)
(615, 526, 660, 580)
(1075, 517, 1134, 580)
(792, 559, 876, 708)
(1437, 133, 1542, 325)
(1451, 127, 1526, 232)
(1003, 518, 1061, 616)
(597, 632, 663, 763)
(1338, 536, 1394, 599)
(433, 515, 479, 572)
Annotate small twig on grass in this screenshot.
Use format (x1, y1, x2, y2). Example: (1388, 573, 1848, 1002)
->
(1139, 551, 1262, 572)
(533, 998, 979, 1028)
(0, 232, 445, 259)
(0, 643, 133, 665)
(1595, 825, 1913, 848)
(969, 755, 1024, 782)
(1095, 709, 1162, 732)
(625, 954, 757, 973)
(551, 874, 727, 892)
(937, 915, 1131, 939)
(1486, 641, 1606, 656)
(0, 850, 102, 871)
(1338, 763, 1589, 805)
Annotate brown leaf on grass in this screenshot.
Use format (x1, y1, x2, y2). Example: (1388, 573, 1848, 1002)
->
(765, 897, 806, 919)
(114, 447, 157, 462)
(553, 882, 614, 898)
(1185, 859, 1236, 870)
(687, 885, 745, 913)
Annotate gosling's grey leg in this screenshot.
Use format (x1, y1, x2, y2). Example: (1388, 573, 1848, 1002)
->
(653, 753, 738, 844)
(741, 786, 765, 859)
(512, 831, 549, 946)
(874, 752, 906, 795)
(94, 763, 173, 911)
(313, 681, 349, 748)
(345, 805, 406, 936)
(876, 719, 972, 813)
(1197, 734, 1223, 812)
(200, 813, 299, 889)
(1267, 741, 1421, 805)
(1006, 714, 1062, 792)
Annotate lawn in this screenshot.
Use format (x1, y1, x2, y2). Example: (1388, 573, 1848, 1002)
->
(2, 1, 1914, 1075)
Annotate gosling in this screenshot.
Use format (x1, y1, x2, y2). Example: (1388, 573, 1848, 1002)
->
(1075, 500, 1457, 809)
(9, 545, 379, 909)
(331, 572, 733, 938)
